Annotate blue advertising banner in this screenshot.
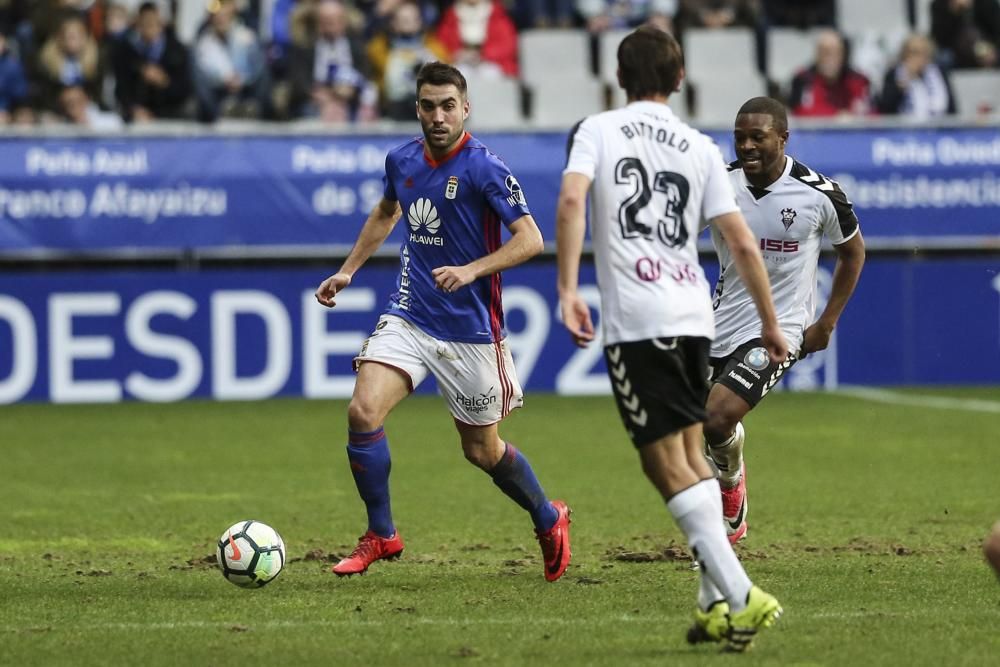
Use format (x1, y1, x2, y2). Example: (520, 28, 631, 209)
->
(0, 258, 997, 403)
(0, 127, 997, 255)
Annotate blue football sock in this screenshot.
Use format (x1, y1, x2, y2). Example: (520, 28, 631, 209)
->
(489, 443, 558, 532)
(346, 427, 395, 538)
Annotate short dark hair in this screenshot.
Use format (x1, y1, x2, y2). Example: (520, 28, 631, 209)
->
(415, 62, 467, 98)
(736, 96, 788, 132)
(138, 2, 160, 14)
(617, 25, 684, 100)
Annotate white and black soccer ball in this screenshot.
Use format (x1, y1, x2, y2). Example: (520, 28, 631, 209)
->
(216, 520, 286, 588)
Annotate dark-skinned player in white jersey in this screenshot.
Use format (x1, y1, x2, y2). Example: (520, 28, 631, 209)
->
(703, 97, 865, 544)
(557, 27, 786, 652)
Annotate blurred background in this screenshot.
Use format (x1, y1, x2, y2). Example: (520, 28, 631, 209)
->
(0, 0, 998, 403)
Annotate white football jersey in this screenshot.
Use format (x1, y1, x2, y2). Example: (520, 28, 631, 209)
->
(564, 101, 739, 345)
(709, 156, 860, 357)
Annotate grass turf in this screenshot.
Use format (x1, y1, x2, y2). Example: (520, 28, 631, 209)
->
(2, 389, 999, 665)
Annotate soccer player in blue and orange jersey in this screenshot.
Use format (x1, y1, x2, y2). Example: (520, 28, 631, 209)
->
(315, 62, 571, 581)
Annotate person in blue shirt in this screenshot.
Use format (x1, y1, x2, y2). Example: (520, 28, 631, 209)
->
(315, 61, 572, 582)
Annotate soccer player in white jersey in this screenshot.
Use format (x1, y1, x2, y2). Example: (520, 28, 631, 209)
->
(703, 96, 865, 544)
(556, 26, 786, 652)
(315, 63, 571, 582)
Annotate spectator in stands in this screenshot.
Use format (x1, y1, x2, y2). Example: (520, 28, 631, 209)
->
(192, 0, 273, 122)
(288, 0, 378, 122)
(113, 1, 191, 123)
(760, 0, 834, 28)
(677, 0, 759, 31)
(436, 0, 519, 77)
(514, 0, 575, 28)
(879, 33, 956, 118)
(788, 29, 873, 117)
(367, 0, 448, 120)
(0, 30, 27, 123)
(35, 13, 107, 115)
(576, 0, 675, 34)
(52, 82, 123, 129)
(931, 0, 1000, 68)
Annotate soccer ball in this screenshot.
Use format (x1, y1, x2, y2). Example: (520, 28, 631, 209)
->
(216, 520, 286, 588)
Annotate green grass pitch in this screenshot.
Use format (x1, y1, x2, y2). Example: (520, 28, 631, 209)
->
(2, 389, 999, 665)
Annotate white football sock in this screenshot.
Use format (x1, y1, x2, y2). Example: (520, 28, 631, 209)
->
(708, 421, 745, 488)
(668, 479, 752, 612)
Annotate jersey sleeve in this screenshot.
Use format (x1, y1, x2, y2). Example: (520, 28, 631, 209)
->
(382, 152, 398, 202)
(563, 116, 599, 179)
(701, 141, 740, 222)
(822, 180, 860, 244)
(478, 151, 531, 227)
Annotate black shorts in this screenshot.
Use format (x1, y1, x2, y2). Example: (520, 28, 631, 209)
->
(604, 337, 711, 448)
(710, 338, 797, 408)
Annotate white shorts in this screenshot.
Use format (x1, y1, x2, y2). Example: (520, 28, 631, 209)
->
(354, 314, 524, 426)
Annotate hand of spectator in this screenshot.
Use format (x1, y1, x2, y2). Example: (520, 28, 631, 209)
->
(141, 64, 170, 88)
(457, 48, 481, 65)
(586, 15, 611, 33)
(701, 8, 735, 29)
(132, 106, 155, 123)
(357, 103, 378, 124)
(647, 14, 673, 34)
(0, 110, 10, 125)
(225, 75, 243, 94)
(318, 96, 350, 123)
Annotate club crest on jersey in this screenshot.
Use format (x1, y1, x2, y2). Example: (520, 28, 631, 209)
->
(505, 174, 526, 207)
(780, 207, 797, 231)
(445, 176, 459, 200)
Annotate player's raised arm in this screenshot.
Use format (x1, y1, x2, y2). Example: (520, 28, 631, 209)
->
(431, 214, 543, 293)
(555, 171, 595, 348)
(315, 196, 402, 308)
(712, 210, 787, 363)
(802, 230, 865, 353)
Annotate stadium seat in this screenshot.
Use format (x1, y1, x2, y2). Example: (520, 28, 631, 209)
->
(519, 29, 592, 86)
(689, 72, 767, 126)
(598, 28, 632, 85)
(835, 0, 910, 35)
(464, 73, 524, 129)
(766, 28, 824, 94)
(683, 28, 758, 83)
(608, 81, 689, 119)
(949, 70, 1000, 117)
(528, 74, 604, 128)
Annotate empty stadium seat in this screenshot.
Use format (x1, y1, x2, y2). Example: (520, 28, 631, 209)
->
(836, 0, 910, 35)
(519, 29, 592, 86)
(528, 75, 604, 128)
(949, 70, 1000, 116)
(598, 28, 632, 85)
(464, 73, 524, 130)
(767, 28, 824, 93)
(689, 72, 767, 126)
(683, 28, 758, 83)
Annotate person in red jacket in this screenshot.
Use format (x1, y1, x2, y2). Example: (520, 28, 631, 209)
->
(788, 29, 873, 117)
(436, 0, 519, 78)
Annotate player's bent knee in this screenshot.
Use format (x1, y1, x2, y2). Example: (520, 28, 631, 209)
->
(703, 412, 739, 444)
(346, 399, 383, 433)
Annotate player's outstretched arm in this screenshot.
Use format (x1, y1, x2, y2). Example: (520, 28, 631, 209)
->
(802, 230, 865, 353)
(712, 210, 788, 363)
(315, 197, 401, 308)
(431, 214, 543, 292)
(555, 172, 595, 348)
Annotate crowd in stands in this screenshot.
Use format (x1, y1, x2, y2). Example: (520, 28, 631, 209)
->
(0, 0, 996, 128)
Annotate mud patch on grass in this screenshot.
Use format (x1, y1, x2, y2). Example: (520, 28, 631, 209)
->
(606, 543, 692, 563)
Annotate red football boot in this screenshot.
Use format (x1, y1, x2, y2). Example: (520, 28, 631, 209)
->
(537, 501, 572, 582)
(332, 530, 404, 576)
(722, 462, 748, 544)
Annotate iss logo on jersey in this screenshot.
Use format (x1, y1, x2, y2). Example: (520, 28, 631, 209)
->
(504, 175, 526, 207)
(408, 197, 444, 246)
(780, 207, 797, 230)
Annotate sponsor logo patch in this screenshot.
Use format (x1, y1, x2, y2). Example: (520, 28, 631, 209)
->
(744, 347, 770, 371)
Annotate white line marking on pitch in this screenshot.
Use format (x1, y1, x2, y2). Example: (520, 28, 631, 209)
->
(837, 387, 1000, 414)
